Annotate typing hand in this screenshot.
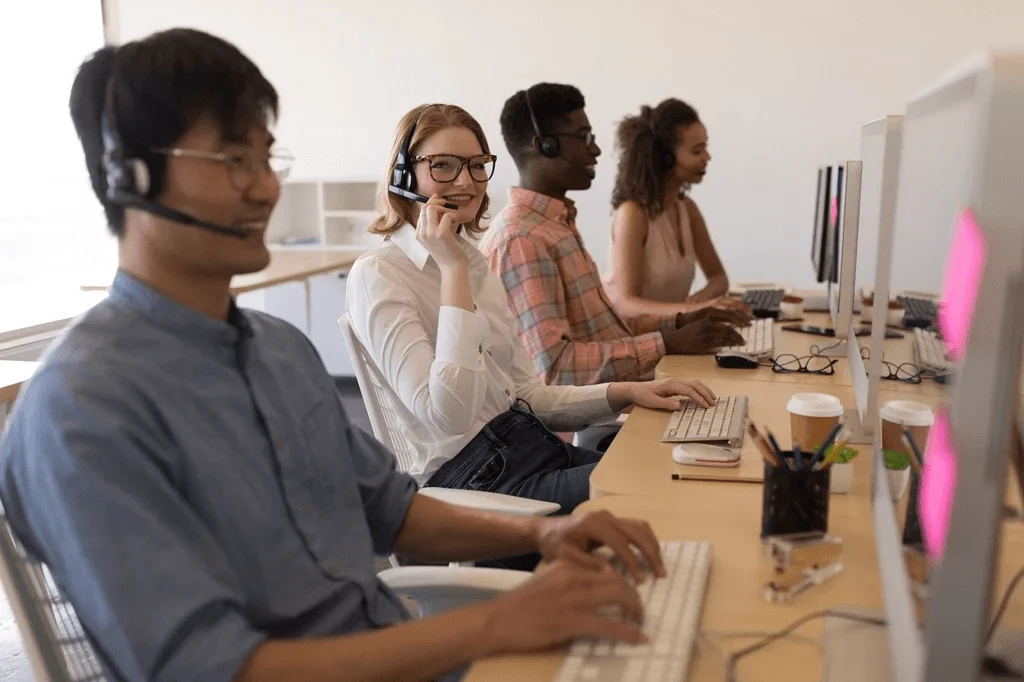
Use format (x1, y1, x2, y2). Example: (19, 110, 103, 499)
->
(480, 560, 646, 655)
(415, 194, 467, 271)
(676, 306, 752, 328)
(534, 509, 666, 584)
(708, 296, 753, 316)
(664, 320, 745, 355)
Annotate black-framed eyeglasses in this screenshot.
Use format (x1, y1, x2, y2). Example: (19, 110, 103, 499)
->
(770, 354, 839, 376)
(880, 360, 924, 384)
(858, 347, 924, 384)
(152, 146, 294, 191)
(412, 154, 497, 183)
(553, 130, 597, 146)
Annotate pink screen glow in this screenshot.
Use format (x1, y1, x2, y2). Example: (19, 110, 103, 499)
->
(919, 408, 959, 560)
(829, 195, 839, 228)
(938, 208, 986, 360)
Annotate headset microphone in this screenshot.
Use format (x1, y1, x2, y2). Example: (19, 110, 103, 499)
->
(118, 194, 254, 238)
(387, 117, 458, 210)
(101, 79, 253, 240)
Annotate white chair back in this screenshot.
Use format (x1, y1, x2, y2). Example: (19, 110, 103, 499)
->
(0, 513, 106, 681)
(337, 314, 419, 473)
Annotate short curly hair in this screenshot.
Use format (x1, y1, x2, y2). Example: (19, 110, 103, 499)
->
(611, 99, 700, 217)
(499, 83, 585, 169)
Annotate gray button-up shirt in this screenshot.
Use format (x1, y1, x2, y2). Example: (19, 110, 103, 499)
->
(0, 271, 418, 682)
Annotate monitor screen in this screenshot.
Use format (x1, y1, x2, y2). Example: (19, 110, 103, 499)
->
(811, 166, 832, 282)
(826, 165, 845, 285)
(889, 96, 979, 299)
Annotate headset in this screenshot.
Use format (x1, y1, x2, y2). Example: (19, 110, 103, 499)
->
(524, 88, 560, 159)
(101, 78, 251, 239)
(387, 117, 457, 210)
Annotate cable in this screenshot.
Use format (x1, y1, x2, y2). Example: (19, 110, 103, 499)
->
(723, 609, 886, 682)
(809, 340, 843, 356)
(987, 565, 1024, 644)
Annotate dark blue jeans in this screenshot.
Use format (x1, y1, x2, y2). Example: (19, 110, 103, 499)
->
(425, 403, 603, 514)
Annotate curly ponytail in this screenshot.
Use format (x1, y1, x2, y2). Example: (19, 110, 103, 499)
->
(611, 99, 700, 217)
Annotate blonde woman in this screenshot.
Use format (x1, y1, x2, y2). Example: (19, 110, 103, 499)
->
(347, 104, 716, 521)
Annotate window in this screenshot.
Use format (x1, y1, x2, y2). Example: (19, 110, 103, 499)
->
(0, 2, 112, 336)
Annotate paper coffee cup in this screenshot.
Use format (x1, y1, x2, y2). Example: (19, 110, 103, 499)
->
(787, 393, 844, 451)
(880, 400, 934, 457)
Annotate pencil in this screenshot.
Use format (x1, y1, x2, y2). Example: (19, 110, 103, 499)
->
(901, 431, 924, 476)
(748, 422, 781, 467)
(765, 429, 796, 470)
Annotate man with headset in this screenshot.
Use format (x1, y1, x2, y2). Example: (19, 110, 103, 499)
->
(484, 83, 748, 387)
(0, 30, 664, 682)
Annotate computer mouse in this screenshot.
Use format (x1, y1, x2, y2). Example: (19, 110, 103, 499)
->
(672, 443, 742, 467)
(715, 350, 759, 369)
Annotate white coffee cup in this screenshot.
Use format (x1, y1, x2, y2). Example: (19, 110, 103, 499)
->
(880, 400, 934, 456)
(786, 393, 845, 451)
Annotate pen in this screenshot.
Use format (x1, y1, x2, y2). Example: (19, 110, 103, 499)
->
(816, 422, 845, 463)
(812, 426, 847, 471)
(901, 429, 924, 476)
(766, 429, 796, 471)
(794, 443, 803, 471)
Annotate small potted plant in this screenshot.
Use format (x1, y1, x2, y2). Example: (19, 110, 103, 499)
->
(822, 443, 858, 493)
(883, 450, 911, 501)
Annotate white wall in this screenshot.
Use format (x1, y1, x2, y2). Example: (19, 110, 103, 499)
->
(112, 0, 1024, 288)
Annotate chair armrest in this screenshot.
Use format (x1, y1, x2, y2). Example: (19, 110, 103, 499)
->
(378, 566, 532, 617)
(417, 488, 560, 517)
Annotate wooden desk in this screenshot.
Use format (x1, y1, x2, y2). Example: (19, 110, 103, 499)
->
(466, 484, 1024, 682)
(466, 472, 883, 682)
(589, 380, 949, 498)
(0, 361, 38, 431)
(656, 313, 951, 398)
(80, 246, 366, 295)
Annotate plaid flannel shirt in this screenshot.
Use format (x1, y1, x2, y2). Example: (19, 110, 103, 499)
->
(483, 188, 676, 386)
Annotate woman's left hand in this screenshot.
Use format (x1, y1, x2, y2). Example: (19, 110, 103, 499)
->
(608, 379, 717, 412)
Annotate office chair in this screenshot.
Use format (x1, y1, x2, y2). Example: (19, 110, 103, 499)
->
(0, 511, 532, 678)
(337, 313, 559, 562)
(0, 512, 105, 682)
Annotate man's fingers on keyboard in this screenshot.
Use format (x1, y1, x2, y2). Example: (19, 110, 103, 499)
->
(574, 614, 648, 644)
(621, 520, 665, 578)
(581, 580, 646, 624)
(595, 529, 647, 583)
(677, 385, 712, 409)
(561, 546, 606, 571)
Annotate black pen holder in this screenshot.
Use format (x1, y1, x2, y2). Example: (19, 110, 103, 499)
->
(761, 453, 830, 539)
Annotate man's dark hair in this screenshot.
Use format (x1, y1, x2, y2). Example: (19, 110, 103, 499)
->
(69, 28, 279, 237)
(499, 83, 585, 169)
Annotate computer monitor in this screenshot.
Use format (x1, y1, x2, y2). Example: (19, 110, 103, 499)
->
(869, 51, 1024, 682)
(854, 117, 904, 441)
(826, 161, 863, 344)
(811, 167, 832, 283)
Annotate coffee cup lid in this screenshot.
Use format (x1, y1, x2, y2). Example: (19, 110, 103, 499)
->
(880, 400, 934, 427)
(786, 392, 844, 418)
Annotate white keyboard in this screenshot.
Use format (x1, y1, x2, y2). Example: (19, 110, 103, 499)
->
(725, 318, 774, 358)
(557, 540, 713, 682)
(660, 395, 748, 447)
(913, 328, 951, 373)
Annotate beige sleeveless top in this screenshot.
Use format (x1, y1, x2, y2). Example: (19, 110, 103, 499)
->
(605, 199, 697, 305)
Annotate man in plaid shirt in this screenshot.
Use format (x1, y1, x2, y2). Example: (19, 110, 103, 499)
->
(484, 83, 747, 386)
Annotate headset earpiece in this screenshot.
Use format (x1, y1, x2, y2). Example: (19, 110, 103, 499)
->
(392, 122, 417, 193)
(525, 88, 560, 159)
(101, 79, 151, 201)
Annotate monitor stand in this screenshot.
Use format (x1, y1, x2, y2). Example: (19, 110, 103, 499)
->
(841, 407, 872, 445)
(821, 605, 1024, 681)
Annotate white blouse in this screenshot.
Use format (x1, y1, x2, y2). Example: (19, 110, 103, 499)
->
(345, 224, 615, 483)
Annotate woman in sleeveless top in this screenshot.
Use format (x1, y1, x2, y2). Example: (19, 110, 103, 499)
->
(604, 99, 748, 319)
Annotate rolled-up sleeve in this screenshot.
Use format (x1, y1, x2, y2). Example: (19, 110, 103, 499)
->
(345, 424, 418, 554)
(0, 369, 265, 682)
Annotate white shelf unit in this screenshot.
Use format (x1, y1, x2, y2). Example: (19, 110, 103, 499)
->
(266, 179, 382, 247)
